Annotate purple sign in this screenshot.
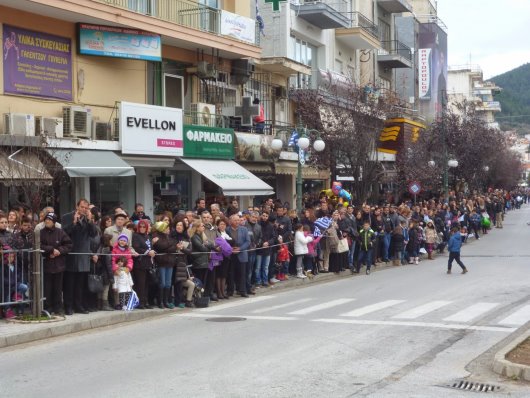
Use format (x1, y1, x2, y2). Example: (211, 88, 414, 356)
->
(3, 25, 72, 101)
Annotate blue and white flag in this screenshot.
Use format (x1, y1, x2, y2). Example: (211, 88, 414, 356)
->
(126, 290, 140, 311)
(288, 130, 299, 147)
(313, 226, 322, 238)
(256, 0, 265, 36)
(314, 216, 332, 232)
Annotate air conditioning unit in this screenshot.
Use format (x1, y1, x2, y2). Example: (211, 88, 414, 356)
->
(62, 106, 92, 138)
(35, 116, 63, 138)
(112, 118, 120, 141)
(3, 113, 35, 136)
(274, 86, 288, 99)
(231, 59, 255, 85)
(197, 61, 217, 79)
(92, 120, 111, 141)
(190, 103, 216, 127)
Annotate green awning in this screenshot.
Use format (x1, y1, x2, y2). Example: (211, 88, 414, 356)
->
(48, 149, 135, 178)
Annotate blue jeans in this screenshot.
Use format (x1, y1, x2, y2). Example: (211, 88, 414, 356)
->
(247, 251, 257, 286)
(158, 267, 173, 289)
(356, 249, 372, 271)
(383, 233, 392, 260)
(4, 282, 28, 302)
(348, 240, 356, 267)
(255, 254, 270, 285)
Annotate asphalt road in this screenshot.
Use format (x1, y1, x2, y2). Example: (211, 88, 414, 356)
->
(1, 207, 530, 397)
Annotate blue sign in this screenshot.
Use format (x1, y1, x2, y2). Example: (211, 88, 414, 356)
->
(77, 23, 161, 61)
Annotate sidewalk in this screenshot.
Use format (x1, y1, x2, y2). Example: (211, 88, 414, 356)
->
(493, 328, 530, 382)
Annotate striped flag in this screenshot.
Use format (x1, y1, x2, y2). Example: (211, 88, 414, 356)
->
(314, 216, 332, 232)
(288, 130, 299, 147)
(126, 290, 139, 311)
(256, 0, 265, 36)
(313, 226, 322, 237)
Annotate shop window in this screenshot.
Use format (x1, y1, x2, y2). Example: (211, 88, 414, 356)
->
(90, 177, 136, 216)
(152, 170, 191, 216)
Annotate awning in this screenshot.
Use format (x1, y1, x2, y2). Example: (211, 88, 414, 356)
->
(0, 151, 52, 183)
(180, 158, 274, 196)
(48, 149, 135, 177)
(275, 161, 330, 179)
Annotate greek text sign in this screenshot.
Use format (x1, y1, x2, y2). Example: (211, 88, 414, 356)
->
(183, 125, 235, 159)
(2, 25, 72, 100)
(120, 102, 183, 156)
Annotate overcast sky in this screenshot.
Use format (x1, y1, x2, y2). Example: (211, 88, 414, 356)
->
(437, 0, 530, 79)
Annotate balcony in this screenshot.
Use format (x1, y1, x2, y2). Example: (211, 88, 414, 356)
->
(377, 0, 412, 14)
(477, 101, 502, 112)
(290, 0, 350, 29)
(377, 40, 412, 68)
(335, 12, 381, 50)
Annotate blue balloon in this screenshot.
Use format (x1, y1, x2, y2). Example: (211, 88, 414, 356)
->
(339, 189, 351, 201)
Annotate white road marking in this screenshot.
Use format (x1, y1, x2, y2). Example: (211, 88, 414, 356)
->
(313, 318, 515, 333)
(443, 302, 499, 323)
(341, 300, 405, 317)
(392, 301, 453, 319)
(195, 295, 276, 313)
(182, 313, 298, 321)
(288, 298, 355, 315)
(497, 304, 530, 326)
(251, 298, 313, 314)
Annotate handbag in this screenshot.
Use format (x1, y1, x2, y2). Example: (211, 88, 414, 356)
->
(87, 274, 104, 293)
(337, 238, 349, 253)
(147, 265, 159, 286)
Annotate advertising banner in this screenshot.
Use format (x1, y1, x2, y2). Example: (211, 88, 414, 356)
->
(78, 24, 161, 61)
(418, 48, 431, 100)
(120, 102, 183, 156)
(2, 25, 72, 100)
(220, 10, 256, 44)
(183, 125, 234, 159)
(235, 132, 281, 162)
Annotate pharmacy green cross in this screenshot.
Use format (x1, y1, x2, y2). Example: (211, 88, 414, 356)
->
(265, 0, 286, 12)
(155, 170, 174, 190)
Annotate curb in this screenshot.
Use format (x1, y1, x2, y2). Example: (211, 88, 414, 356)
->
(492, 328, 530, 381)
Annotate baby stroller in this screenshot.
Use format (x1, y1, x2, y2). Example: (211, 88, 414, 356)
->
(186, 265, 210, 308)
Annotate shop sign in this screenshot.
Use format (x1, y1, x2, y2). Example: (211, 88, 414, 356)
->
(120, 102, 183, 156)
(183, 125, 234, 159)
(235, 132, 281, 162)
(220, 11, 256, 45)
(2, 24, 72, 100)
(418, 48, 431, 100)
(77, 24, 161, 61)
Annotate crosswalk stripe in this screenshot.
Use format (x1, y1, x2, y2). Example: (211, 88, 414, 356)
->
(340, 300, 405, 317)
(196, 295, 276, 313)
(392, 301, 452, 319)
(251, 298, 313, 314)
(288, 298, 355, 315)
(443, 302, 499, 323)
(497, 304, 530, 326)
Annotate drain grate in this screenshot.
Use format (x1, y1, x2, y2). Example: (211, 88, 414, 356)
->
(447, 380, 501, 393)
(205, 317, 246, 322)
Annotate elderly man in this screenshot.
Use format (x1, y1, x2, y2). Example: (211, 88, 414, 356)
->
(61, 198, 98, 315)
(227, 213, 251, 297)
(201, 211, 219, 301)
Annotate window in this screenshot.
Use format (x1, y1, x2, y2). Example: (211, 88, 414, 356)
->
(289, 35, 317, 67)
(163, 74, 184, 109)
(335, 59, 343, 74)
(128, 0, 156, 15)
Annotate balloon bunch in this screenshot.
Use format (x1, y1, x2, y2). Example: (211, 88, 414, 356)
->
(320, 181, 352, 208)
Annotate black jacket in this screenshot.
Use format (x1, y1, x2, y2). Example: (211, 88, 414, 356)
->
(132, 232, 154, 270)
(152, 232, 177, 268)
(40, 226, 73, 274)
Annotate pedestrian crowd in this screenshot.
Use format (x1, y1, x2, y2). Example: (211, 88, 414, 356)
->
(0, 188, 526, 318)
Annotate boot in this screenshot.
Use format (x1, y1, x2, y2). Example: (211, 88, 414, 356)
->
(393, 259, 400, 266)
(101, 299, 114, 311)
(414, 257, 419, 265)
(428, 252, 432, 260)
(296, 268, 307, 279)
(158, 289, 164, 309)
(164, 288, 175, 309)
(97, 299, 103, 311)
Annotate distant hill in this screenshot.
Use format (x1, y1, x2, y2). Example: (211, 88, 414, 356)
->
(491, 63, 530, 134)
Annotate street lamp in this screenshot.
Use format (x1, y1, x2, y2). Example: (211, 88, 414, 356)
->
(448, 159, 458, 193)
(483, 166, 490, 172)
(428, 160, 436, 167)
(271, 126, 325, 213)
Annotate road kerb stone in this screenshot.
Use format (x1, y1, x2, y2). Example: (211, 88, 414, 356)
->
(492, 328, 530, 381)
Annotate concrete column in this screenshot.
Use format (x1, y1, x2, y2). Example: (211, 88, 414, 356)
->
(75, 177, 90, 202)
(135, 168, 154, 220)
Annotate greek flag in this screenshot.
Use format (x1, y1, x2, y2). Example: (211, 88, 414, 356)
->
(313, 226, 322, 238)
(256, 0, 265, 36)
(288, 130, 299, 147)
(314, 216, 332, 231)
(126, 290, 139, 311)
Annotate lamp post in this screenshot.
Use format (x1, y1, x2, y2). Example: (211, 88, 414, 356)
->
(271, 126, 325, 213)
(448, 159, 458, 193)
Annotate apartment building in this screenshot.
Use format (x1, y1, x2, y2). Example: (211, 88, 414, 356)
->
(1, 0, 283, 216)
(447, 65, 502, 129)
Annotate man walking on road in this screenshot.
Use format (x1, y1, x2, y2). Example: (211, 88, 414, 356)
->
(447, 226, 468, 275)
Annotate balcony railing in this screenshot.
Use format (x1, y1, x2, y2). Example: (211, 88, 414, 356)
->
(291, 0, 350, 14)
(95, 0, 260, 46)
(378, 40, 412, 61)
(347, 12, 379, 39)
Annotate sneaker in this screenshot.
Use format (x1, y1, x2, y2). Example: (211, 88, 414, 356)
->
(5, 308, 15, 319)
(270, 278, 280, 283)
(447, 269, 451, 274)
(283, 275, 289, 280)
(297, 274, 307, 279)
(178, 303, 185, 308)
(366, 269, 371, 275)
(461, 268, 468, 274)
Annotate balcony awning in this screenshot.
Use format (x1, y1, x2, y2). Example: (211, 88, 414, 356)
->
(48, 149, 135, 177)
(180, 158, 274, 196)
(0, 151, 52, 183)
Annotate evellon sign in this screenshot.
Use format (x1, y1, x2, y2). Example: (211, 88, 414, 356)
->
(120, 102, 183, 156)
(183, 125, 235, 159)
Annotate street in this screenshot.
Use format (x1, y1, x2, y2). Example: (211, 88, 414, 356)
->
(1, 208, 529, 397)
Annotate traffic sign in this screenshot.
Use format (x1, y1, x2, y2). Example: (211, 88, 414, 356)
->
(408, 181, 422, 195)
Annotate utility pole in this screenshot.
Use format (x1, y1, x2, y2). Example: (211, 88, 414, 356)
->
(441, 90, 448, 202)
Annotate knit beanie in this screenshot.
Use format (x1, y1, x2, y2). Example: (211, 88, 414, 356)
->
(117, 234, 129, 244)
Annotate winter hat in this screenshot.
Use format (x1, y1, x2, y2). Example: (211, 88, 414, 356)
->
(44, 212, 57, 223)
(154, 221, 169, 233)
(117, 234, 129, 244)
